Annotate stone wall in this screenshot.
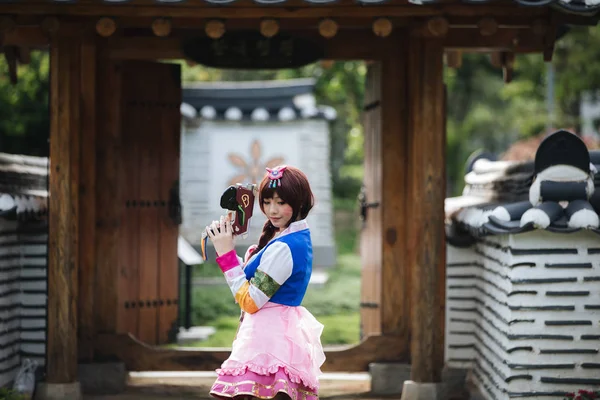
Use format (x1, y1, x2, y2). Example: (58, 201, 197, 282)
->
(446, 230, 600, 399)
(0, 219, 47, 387)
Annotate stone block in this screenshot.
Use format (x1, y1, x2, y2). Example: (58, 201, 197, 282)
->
(368, 362, 411, 396)
(442, 367, 468, 399)
(35, 382, 82, 400)
(400, 380, 448, 400)
(78, 362, 127, 395)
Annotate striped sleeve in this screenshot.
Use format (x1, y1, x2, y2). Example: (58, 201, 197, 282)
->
(215, 242, 293, 314)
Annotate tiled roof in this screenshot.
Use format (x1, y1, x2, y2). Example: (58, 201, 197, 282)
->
(12, 0, 600, 14)
(410, 0, 600, 14)
(181, 79, 337, 122)
(0, 153, 48, 220)
(446, 131, 600, 246)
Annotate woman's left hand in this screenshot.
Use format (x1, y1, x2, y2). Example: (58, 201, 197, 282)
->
(205, 215, 235, 256)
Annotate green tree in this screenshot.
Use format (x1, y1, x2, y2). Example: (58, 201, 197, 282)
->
(552, 25, 600, 131)
(0, 51, 50, 156)
(444, 51, 552, 195)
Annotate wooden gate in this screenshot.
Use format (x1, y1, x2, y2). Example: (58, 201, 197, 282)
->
(359, 62, 383, 338)
(116, 61, 182, 345)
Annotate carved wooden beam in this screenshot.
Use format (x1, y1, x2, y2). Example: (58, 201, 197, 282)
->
(3, 46, 18, 84)
(151, 17, 172, 37)
(41, 16, 60, 39)
(477, 17, 498, 36)
(205, 19, 225, 39)
(372, 17, 393, 38)
(0, 16, 16, 46)
(96, 17, 117, 37)
(16, 46, 31, 64)
(445, 50, 462, 68)
(502, 51, 515, 83)
(260, 18, 279, 38)
(318, 18, 338, 38)
(444, 28, 545, 52)
(531, 18, 548, 37)
(489, 51, 503, 68)
(542, 13, 558, 62)
(0, 3, 554, 19)
(103, 26, 548, 62)
(488, 50, 515, 82)
(426, 16, 449, 37)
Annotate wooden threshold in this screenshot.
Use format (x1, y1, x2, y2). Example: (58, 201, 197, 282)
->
(94, 333, 408, 372)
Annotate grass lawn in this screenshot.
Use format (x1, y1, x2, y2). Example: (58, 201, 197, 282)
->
(186, 313, 360, 348)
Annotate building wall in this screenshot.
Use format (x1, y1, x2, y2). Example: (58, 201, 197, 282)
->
(446, 230, 600, 399)
(180, 119, 336, 267)
(0, 219, 47, 387)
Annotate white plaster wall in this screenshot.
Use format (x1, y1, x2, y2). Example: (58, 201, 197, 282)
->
(180, 119, 336, 266)
(446, 230, 600, 400)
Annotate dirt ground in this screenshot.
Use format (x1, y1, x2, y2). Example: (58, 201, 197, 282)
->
(83, 373, 395, 400)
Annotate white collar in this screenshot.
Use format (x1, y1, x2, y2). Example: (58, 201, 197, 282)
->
(274, 219, 309, 239)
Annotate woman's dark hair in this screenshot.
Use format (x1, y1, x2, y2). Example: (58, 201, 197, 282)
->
(254, 166, 314, 253)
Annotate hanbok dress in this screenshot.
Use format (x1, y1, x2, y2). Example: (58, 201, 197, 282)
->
(209, 219, 326, 400)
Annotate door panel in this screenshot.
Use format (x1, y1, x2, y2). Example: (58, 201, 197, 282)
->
(359, 62, 382, 338)
(116, 61, 181, 345)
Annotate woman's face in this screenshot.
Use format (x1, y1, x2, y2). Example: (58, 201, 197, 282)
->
(262, 192, 294, 231)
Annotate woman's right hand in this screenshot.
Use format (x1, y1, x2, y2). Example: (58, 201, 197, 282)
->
(206, 215, 235, 256)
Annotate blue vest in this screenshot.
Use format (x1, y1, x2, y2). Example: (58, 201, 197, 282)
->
(244, 229, 312, 306)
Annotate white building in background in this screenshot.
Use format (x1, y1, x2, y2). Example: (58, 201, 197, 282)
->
(179, 78, 337, 268)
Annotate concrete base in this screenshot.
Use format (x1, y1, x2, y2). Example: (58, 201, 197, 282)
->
(78, 362, 127, 395)
(35, 382, 82, 400)
(177, 326, 216, 345)
(368, 363, 411, 396)
(442, 367, 468, 399)
(400, 380, 447, 400)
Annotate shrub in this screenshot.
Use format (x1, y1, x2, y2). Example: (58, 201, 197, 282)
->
(0, 388, 27, 400)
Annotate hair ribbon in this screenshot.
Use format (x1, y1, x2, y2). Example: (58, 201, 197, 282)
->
(266, 165, 287, 188)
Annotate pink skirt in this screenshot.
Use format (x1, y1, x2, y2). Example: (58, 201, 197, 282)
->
(210, 303, 325, 400)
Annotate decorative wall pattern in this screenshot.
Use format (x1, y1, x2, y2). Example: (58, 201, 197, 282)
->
(446, 231, 600, 399)
(227, 139, 285, 186)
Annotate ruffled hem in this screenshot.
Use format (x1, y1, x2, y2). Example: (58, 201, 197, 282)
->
(211, 366, 318, 400)
(217, 362, 319, 391)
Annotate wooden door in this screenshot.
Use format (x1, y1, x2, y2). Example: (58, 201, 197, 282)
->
(359, 63, 383, 338)
(116, 61, 182, 345)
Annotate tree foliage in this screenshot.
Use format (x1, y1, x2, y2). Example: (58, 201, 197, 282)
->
(0, 51, 49, 156)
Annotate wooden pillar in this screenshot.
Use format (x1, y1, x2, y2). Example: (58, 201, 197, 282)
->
(94, 48, 122, 335)
(78, 35, 97, 361)
(361, 34, 411, 360)
(406, 35, 446, 383)
(47, 30, 82, 384)
(380, 38, 410, 346)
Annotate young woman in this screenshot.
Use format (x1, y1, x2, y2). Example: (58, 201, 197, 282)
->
(205, 165, 325, 400)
